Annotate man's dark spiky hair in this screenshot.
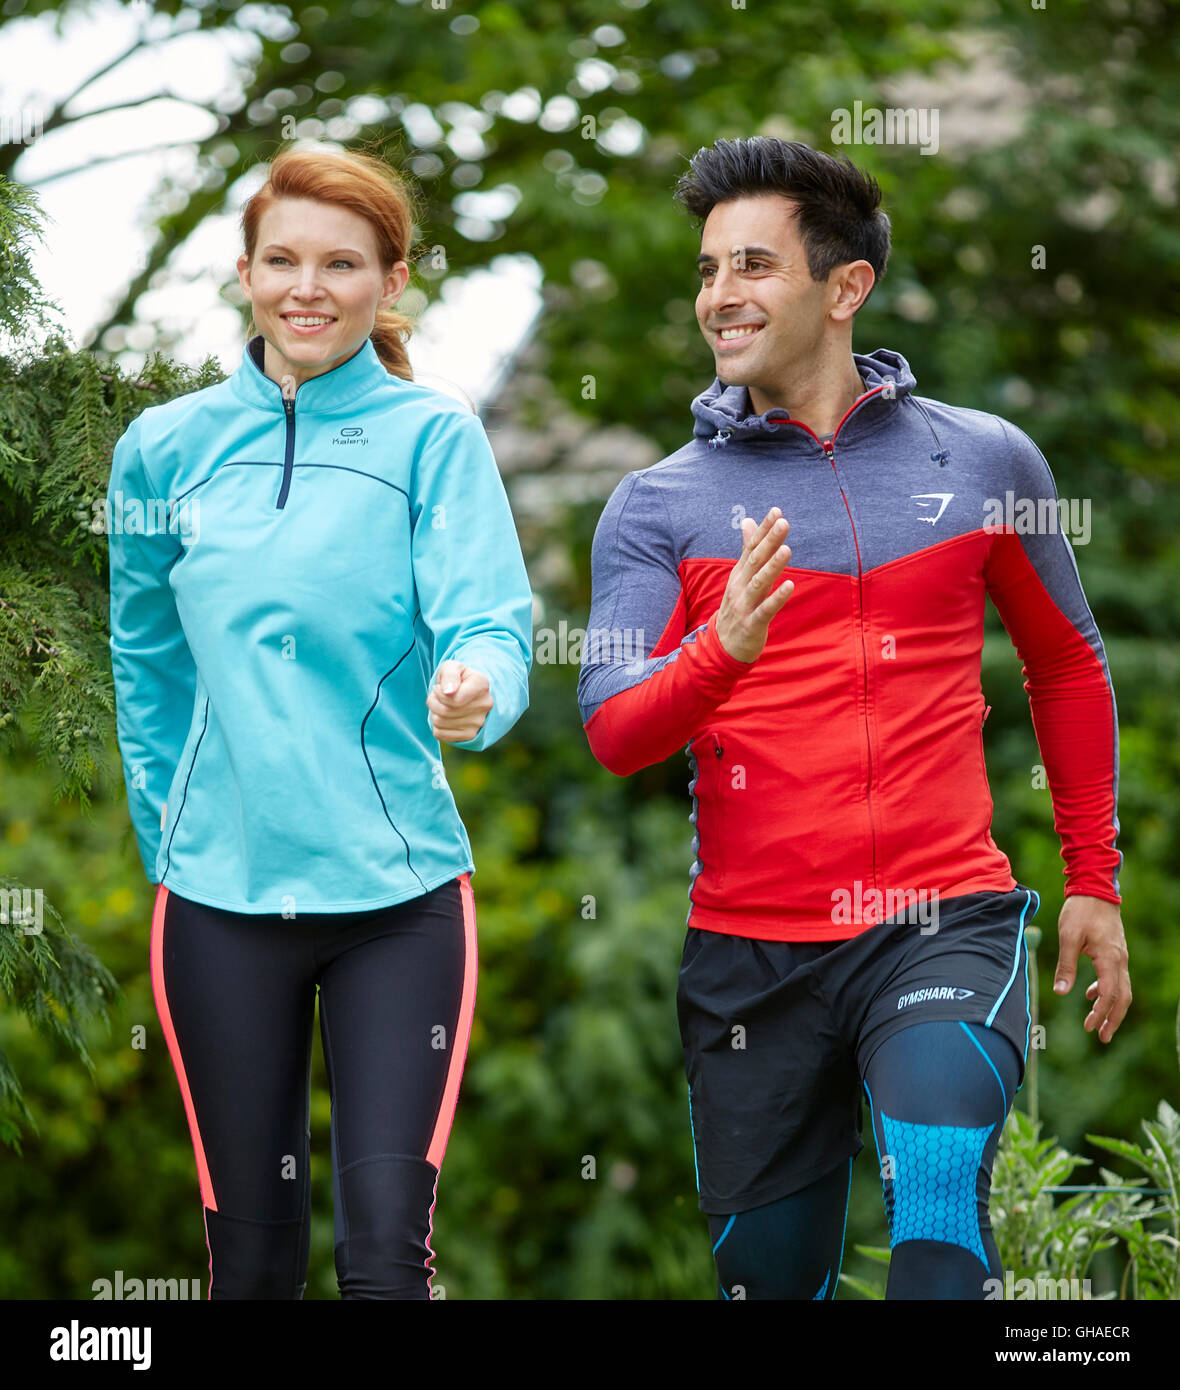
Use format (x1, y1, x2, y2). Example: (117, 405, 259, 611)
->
(674, 137, 891, 303)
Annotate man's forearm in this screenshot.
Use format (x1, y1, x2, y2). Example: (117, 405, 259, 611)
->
(581, 612, 750, 775)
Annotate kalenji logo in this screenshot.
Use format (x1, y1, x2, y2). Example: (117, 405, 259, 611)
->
(910, 493, 954, 524)
(897, 986, 975, 1011)
(333, 426, 367, 446)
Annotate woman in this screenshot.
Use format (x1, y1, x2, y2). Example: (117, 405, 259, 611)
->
(106, 145, 533, 1299)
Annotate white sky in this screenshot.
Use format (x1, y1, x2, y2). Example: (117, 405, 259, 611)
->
(0, 1, 542, 408)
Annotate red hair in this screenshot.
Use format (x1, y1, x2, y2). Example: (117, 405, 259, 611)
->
(240, 144, 419, 380)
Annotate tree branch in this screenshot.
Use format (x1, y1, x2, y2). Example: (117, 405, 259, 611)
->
(47, 90, 187, 127)
(39, 27, 154, 138)
(30, 138, 199, 188)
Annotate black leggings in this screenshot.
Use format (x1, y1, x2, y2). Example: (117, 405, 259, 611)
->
(149, 875, 476, 1300)
(708, 1020, 1021, 1299)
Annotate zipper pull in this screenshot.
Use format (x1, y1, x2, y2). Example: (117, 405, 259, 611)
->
(712, 733, 723, 758)
(982, 704, 992, 727)
(280, 373, 296, 407)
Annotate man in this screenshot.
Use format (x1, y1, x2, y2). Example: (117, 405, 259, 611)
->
(576, 138, 1128, 1300)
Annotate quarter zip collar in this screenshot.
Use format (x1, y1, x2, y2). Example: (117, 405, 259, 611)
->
(691, 348, 918, 452)
(229, 332, 394, 414)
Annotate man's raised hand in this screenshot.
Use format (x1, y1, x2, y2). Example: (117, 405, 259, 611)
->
(716, 508, 795, 663)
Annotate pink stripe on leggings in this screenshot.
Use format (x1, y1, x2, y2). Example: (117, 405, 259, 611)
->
(425, 873, 479, 1169)
(149, 883, 217, 1298)
(424, 872, 479, 1296)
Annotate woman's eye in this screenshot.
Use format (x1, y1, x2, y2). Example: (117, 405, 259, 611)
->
(267, 256, 354, 269)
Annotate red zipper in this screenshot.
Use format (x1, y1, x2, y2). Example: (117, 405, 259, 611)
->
(767, 388, 889, 908)
(826, 436, 878, 907)
(764, 381, 889, 449)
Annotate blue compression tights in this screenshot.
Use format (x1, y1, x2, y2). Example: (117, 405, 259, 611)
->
(707, 1020, 1021, 1300)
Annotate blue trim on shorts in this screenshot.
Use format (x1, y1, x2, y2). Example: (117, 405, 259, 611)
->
(1022, 889, 1039, 1060)
(985, 888, 1036, 1027)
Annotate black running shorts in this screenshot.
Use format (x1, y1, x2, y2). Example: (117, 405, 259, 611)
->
(676, 885, 1041, 1214)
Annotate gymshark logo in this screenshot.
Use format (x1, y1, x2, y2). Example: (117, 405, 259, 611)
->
(911, 493, 954, 523)
(333, 425, 368, 446)
(897, 986, 975, 1011)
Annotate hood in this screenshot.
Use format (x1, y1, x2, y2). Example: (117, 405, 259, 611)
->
(689, 347, 947, 463)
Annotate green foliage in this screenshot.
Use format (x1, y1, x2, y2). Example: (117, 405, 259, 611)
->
(991, 1107, 1169, 1299)
(0, 873, 119, 1152)
(424, 788, 718, 1299)
(1086, 1100, 1180, 1300)
(839, 1244, 890, 1301)
(839, 1064, 1180, 1301)
(0, 174, 231, 1151)
(0, 177, 60, 342)
(0, 747, 233, 1296)
(0, 315, 224, 815)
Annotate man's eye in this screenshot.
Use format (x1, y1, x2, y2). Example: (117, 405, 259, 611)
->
(696, 260, 766, 279)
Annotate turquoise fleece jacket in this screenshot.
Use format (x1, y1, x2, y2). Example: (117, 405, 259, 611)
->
(107, 334, 533, 913)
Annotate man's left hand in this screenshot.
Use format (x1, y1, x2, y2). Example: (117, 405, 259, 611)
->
(1052, 895, 1131, 1043)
